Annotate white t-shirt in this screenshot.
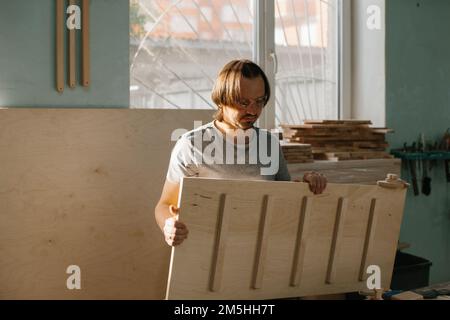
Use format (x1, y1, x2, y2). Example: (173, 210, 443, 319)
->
(166, 121, 291, 184)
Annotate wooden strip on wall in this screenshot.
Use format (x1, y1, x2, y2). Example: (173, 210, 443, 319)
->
(81, 0, 90, 87)
(326, 197, 348, 284)
(68, 0, 77, 88)
(56, 0, 64, 93)
(290, 196, 312, 287)
(359, 198, 378, 281)
(252, 195, 275, 290)
(209, 194, 231, 292)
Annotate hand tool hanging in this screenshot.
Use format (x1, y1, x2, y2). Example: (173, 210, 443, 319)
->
(402, 142, 410, 190)
(420, 134, 431, 196)
(445, 159, 450, 183)
(443, 129, 450, 183)
(410, 142, 419, 196)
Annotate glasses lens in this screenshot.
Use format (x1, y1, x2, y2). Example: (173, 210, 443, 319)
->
(237, 97, 266, 109)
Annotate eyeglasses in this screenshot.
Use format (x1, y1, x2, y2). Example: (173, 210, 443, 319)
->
(236, 96, 268, 110)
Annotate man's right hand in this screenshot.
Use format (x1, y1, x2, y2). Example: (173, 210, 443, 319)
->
(163, 205, 189, 247)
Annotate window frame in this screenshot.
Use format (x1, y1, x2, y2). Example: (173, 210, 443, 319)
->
(253, 0, 347, 129)
(253, 0, 275, 130)
(339, 0, 352, 120)
(130, 0, 348, 128)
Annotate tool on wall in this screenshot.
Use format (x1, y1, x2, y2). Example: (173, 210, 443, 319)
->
(410, 143, 419, 196)
(445, 159, 450, 183)
(393, 129, 450, 196)
(442, 129, 450, 183)
(420, 134, 432, 196)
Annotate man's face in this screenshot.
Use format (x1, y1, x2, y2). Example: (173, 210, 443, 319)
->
(222, 76, 266, 130)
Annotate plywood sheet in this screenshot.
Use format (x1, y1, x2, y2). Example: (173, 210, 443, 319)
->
(167, 177, 408, 300)
(0, 108, 214, 299)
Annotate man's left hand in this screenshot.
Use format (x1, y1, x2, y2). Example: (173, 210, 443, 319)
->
(296, 171, 328, 195)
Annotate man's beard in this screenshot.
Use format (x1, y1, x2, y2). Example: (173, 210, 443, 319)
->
(239, 115, 257, 129)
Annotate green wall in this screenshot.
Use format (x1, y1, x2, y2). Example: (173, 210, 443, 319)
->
(0, 0, 129, 107)
(387, 0, 450, 284)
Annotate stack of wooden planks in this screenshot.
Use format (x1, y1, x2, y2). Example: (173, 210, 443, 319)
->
(280, 142, 314, 164)
(281, 120, 394, 161)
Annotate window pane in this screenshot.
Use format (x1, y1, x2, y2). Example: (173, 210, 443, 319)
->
(274, 0, 338, 125)
(130, 0, 254, 109)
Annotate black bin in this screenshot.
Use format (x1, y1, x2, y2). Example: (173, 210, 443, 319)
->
(390, 251, 432, 291)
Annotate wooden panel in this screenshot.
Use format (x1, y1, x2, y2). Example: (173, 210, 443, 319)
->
(0, 109, 214, 299)
(167, 177, 408, 300)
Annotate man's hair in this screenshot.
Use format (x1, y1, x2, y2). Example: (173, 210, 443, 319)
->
(211, 59, 271, 121)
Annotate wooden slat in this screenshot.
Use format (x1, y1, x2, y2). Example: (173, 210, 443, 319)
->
(359, 198, 378, 281)
(81, 0, 90, 87)
(251, 195, 275, 289)
(55, 0, 64, 93)
(209, 194, 231, 292)
(326, 197, 348, 284)
(68, 0, 77, 88)
(290, 196, 312, 287)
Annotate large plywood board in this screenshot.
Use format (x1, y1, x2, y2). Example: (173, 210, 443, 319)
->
(0, 109, 214, 299)
(167, 177, 408, 300)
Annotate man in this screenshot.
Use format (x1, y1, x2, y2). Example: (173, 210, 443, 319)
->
(155, 59, 327, 247)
